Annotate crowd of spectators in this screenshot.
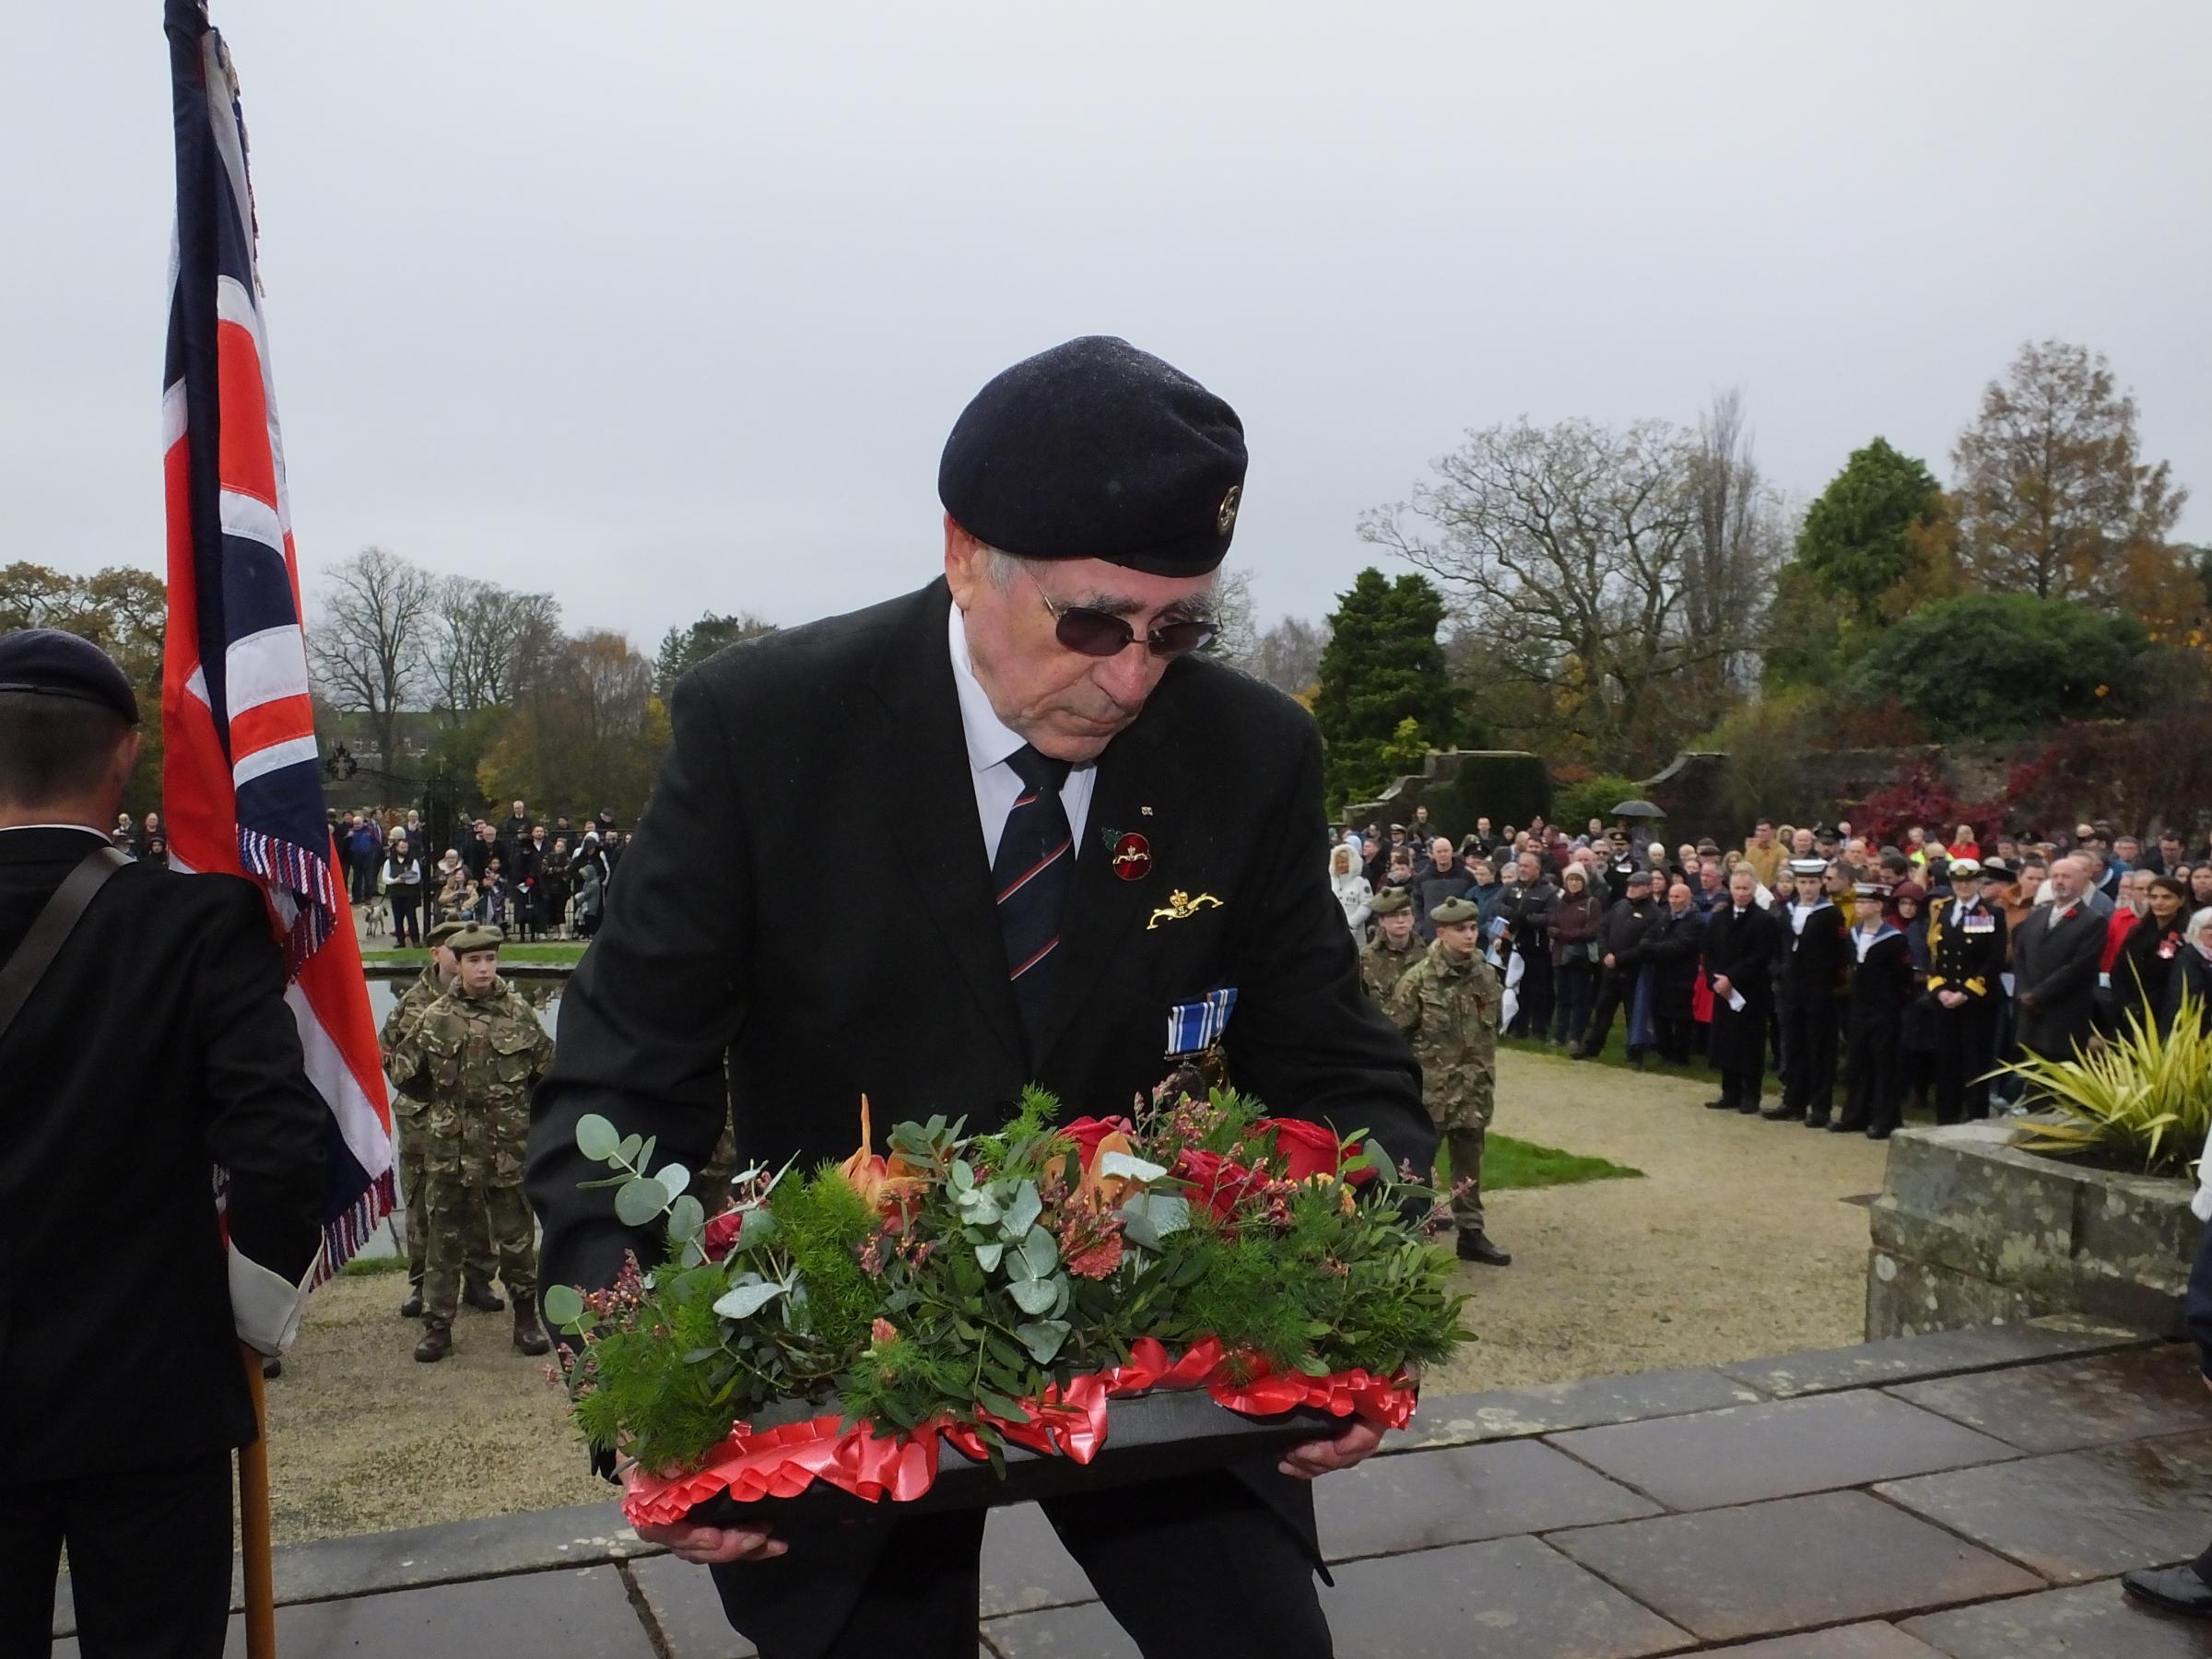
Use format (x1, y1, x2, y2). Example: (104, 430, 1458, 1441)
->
(1335, 808, 2212, 1137)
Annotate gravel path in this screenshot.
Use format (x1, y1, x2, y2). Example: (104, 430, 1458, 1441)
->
(265, 1050, 1886, 1543)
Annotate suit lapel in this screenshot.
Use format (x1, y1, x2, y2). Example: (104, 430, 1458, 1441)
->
(863, 582, 1027, 1071)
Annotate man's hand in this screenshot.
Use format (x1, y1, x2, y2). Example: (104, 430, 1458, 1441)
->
(1279, 1418, 1386, 1480)
(1712, 975, 1732, 998)
(1938, 990, 1967, 1009)
(1604, 953, 1617, 970)
(636, 1520, 785, 1566)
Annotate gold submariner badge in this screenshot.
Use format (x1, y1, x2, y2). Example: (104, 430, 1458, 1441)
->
(1147, 889, 1223, 931)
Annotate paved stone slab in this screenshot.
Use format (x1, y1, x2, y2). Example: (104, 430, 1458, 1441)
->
(53, 1500, 658, 1638)
(1317, 1437, 1660, 1560)
(629, 1553, 759, 1657)
(984, 1535, 1692, 1658)
(1547, 1390, 2017, 1512)
(1887, 1345, 2212, 1453)
(1547, 1490, 2043, 1642)
(982, 1504, 1096, 1618)
(1703, 1625, 1945, 1656)
(1721, 1320, 2153, 1400)
(64, 1565, 657, 1659)
(1876, 1430, 2212, 1584)
(1400, 1368, 1765, 1448)
(1900, 1578, 2212, 1656)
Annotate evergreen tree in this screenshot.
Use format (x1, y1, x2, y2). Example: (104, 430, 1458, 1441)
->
(1794, 437, 1944, 624)
(1312, 569, 1459, 811)
(653, 611, 777, 695)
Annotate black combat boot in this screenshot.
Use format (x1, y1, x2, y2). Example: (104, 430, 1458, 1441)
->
(398, 1287, 423, 1319)
(414, 1323, 453, 1363)
(462, 1280, 506, 1313)
(1457, 1230, 1512, 1266)
(512, 1305, 551, 1356)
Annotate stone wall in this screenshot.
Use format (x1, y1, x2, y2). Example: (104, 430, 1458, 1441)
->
(1866, 1122, 2196, 1340)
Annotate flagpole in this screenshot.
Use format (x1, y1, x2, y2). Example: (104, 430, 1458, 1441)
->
(238, 1345, 278, 1659)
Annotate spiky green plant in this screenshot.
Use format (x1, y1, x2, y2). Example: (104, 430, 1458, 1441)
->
(1996, 989, 2212, 1176)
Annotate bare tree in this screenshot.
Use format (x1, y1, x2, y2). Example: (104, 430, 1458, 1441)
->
(307, 547, 432, 771)
(1207, 567, 1259, 667)
(1248, 615, 1330, 696)
(1360, 417, 1743, 771)
(428, 576, 563, 715)
(1685, 389, 1794, 694)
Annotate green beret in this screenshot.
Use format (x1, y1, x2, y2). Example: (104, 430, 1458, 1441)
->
(1369, 888, 1412, 915)
(425, 919, 470, 948)
(1429, 897, 1480, 925)
(445, 924, 505, 954)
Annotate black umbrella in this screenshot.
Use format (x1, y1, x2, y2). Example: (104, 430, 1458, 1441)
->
(1612, 799, 1665, 819)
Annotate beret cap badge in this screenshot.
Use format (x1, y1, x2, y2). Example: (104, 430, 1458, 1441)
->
(1216, 485, 1241, 536)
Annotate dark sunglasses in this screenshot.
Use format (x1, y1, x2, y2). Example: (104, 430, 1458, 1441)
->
(1030, 571, 1217, 660)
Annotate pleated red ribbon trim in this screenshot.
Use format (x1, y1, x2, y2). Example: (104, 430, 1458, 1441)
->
(620, 1335, 1418, 1527)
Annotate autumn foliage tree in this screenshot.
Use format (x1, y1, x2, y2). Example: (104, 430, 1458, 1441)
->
(0, 562, 168, 813)
(478, 629, 669, 822)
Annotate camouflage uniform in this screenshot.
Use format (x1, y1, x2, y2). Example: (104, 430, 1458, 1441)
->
(379, 964, 497, 1297)
(1387, 942, 1500, 1231)
(1358, 930, 1428, 1010)
(389, 973, 556, 1329)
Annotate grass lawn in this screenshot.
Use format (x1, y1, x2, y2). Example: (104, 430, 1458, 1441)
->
(360, 942, 588, 965)
(339, 1253, 410, 1277)
(1502, 1018, 1780, 1082)
(1483, 1133, 1641, 1191)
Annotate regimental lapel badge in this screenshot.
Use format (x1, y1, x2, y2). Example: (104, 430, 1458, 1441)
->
(1147, 889, 1222, 930)
(1111, 833, 1152, 882)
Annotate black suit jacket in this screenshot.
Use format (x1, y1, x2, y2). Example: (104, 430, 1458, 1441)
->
(2013, 900, 2108, 1059)
(526, 582, 1431, 1644)
(0, 828, 327, 1477)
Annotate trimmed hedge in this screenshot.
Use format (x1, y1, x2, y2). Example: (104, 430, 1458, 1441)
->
(1428, 752, 1551, 839)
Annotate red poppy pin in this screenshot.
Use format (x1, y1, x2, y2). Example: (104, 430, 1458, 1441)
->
(1112, 832, 1153, 882)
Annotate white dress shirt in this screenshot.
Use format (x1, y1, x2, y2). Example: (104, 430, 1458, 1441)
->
(948, 601, 1098, 867)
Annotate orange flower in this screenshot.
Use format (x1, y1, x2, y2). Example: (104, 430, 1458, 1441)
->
(1069, 1128, 1142, 1213)
(839, 1095, 929, 1220)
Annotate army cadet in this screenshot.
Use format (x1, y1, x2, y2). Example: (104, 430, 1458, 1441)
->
(1357, 886, 1427, 1007)
(1924, 856, 2007, 1124)
(1388, 895, 1510, 1266)
(379, 917, 503, 1320)
(391, 925, 556, 1360)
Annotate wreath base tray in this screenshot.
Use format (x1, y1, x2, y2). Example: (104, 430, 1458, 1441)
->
(683, 1390, 1344, 1524)
(620, 1338, 1418, 1529)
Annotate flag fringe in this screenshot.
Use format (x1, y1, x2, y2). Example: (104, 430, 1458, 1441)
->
(312, 1167, 398, 1289)
(237, 827, 341, 971)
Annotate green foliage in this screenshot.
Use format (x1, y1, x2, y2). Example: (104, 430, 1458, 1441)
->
(1480, 1134, 1641, 1190)
(2006, 992, 2212, 1175)
(1422, 752, 1552, 838)
(1313, 569, 1461, 812)
(768, 1172, 880, 1354)
(1840, 593, 2149, 740)
(655, 611, 777, 696)
(1550, 773, 1646, 833)
(572, 1260, 756, 1473)
(1794, 438, 1944, 624)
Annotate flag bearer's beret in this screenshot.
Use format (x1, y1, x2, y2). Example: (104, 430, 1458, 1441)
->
(0, 629, 139, 723)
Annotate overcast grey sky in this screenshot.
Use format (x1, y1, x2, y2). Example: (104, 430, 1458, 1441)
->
(8, 3, 2207, 650)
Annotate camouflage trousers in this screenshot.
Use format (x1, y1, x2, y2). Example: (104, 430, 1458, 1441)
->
(421, 1174, 537, 1328)
(395, 1105, 497, 1292)
(1427, 1090, 1494, 1232)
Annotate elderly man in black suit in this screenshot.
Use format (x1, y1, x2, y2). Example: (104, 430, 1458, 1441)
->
(0, 630, 328, 1659)
(526, 338, 1434, 1659)
(2013, 853, 2109, 1064)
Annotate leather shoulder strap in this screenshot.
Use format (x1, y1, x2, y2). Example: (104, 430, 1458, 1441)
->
(0, 845, 129, 1048)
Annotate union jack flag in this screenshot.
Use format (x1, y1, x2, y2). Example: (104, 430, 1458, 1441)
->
(161, 0, 394, 1280)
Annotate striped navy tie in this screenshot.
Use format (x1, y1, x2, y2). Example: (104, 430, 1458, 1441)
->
(994, 744, 1074, 1058)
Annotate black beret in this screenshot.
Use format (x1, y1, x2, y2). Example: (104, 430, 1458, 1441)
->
(938, 336, 1247, 577)
(0, 628, 139, 724)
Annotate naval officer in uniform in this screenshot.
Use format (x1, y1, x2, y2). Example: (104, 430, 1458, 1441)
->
(527, 337, 1434, 1659)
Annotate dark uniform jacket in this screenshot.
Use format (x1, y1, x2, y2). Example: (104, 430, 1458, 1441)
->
(1595, 895, 1659, 973)
(525, 582, 1433, 1647)
(2012, 899, 2107, 1060)
(0, 827, 326, 1477)
(1924, 895, 2007, 1009)
(1780, 900, 1850, 1008)
(1847, 927, 1914, 1032)
(1644, 905, 1704, 1018)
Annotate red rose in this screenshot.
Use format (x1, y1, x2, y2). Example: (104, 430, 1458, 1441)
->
(1262, 1118, 1351, 1182)
(1060, 1116, 1136, 1162)
(1173, 1147, 1269, 1220)
(700, 1209, 745, 1263)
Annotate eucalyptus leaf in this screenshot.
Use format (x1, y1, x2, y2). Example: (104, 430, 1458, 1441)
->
(712, 1277, 788, 1320)
(974, 1241, 1005, 1273)
(738, 1206, 779, 1248)
(1020, 1225, 1058, 1278)
(542, 1283, 585, 1327)
(666, 1194, 705, 1242)
(657, 1163, 692, 1198)
(1097, 1149, 1169, 1183)
(615, 1175, 670, 1226)
(1016, 1318, 1069, 1365)
(1009, 1277, 1059, 1315)
(574, 1114, 619, 1162)
(637, 1135, 657, 1173)
(1005, 1180, 1042, 1237)
(1050, 1276, 1071, 1319)
(1363, 1141, 1396, 1181)
(951, 1159, 975, 1191)
(617, 1133, 642, 1165)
